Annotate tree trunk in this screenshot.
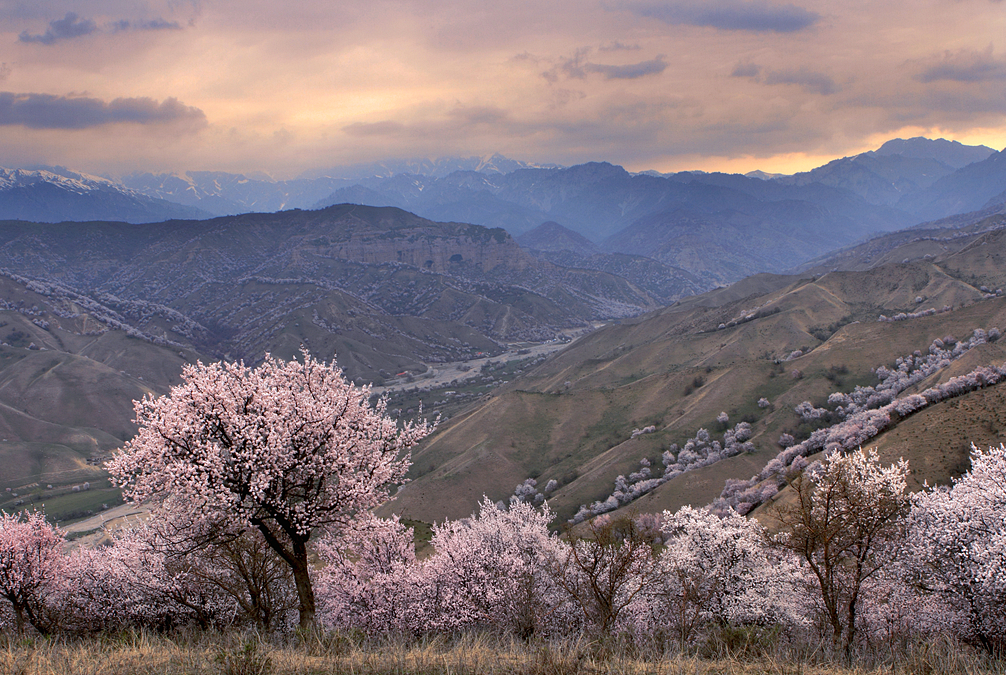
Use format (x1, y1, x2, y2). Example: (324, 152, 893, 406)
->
(843, 597, 858, 662)
(291, 538, 316, 631)
(12, 602, 25, 634)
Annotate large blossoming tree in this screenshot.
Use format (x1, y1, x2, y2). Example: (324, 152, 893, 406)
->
(108, 351, 432, 630)
(772, 448, 909, 658)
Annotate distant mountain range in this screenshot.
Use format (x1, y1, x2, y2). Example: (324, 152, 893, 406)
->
(1, 137, 1005, 289)
(0, 167, 207, 223)
(297, 153, 564, 180)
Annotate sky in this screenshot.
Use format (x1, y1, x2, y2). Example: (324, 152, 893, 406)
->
(1, 0, 1005, 178)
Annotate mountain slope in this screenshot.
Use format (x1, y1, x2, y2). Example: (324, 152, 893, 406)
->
(382, 240, 1006, 524)
(517, 222, 599, 256)
(897, 149, 1006, 221)
(873, 137, 996, 168)
(0, 206, 660, 384)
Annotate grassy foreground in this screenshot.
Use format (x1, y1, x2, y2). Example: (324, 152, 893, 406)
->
(1, 631, 1004, 675)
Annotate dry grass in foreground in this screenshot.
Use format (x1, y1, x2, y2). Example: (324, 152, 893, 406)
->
(1, 631, 1005, 675)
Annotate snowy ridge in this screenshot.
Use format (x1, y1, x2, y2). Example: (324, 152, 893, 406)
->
(0, 167, 133, 196)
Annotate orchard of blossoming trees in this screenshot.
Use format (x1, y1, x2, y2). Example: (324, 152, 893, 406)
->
(3, 440, 1006, 662)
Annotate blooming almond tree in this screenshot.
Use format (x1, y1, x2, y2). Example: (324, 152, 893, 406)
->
(772, 448, 909, 658)
(643, 505, 804, 647)
(904, 444, 1006, 652)
(0, 511, 64, 634)
(107, 351, 432, 630)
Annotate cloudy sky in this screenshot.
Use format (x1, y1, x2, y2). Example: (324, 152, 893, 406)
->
(1, 0, 1005, 177)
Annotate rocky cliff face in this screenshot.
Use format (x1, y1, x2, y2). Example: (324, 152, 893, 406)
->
(308, 210, 530, 275)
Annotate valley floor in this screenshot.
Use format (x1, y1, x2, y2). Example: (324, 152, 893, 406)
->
(370, 325, 596, 395)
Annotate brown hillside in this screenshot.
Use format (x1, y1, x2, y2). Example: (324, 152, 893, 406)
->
(384, 249, 1006, 524)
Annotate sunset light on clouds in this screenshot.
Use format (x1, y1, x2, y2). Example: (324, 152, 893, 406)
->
(1, 0, 1005, 176)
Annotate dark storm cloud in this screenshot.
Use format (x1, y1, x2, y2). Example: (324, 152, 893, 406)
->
(0, 92, 206, 129)
(915, 46, 1006, 83)
(585, 56, 668, 79)
(544, 50, 667, 82)
(631, 0, 820, 33)
(763, 68, 838, 95)
(732, 62, 837, 95)
(109, 18, 183, 32)
(19, 12, 97, 45)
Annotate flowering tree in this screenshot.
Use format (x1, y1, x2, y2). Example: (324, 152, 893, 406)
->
(422, 498, 572, 638)
(639, 506, 803, 647)
(904, 444, 1006, 653)
(772, 449, 909, 657)
(0, 511, 64, 634)
(552, 515, 656, 635)
(107, 351, 432, 629)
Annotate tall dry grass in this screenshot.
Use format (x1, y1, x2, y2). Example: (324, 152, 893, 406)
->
(0, 630, 1004, 675)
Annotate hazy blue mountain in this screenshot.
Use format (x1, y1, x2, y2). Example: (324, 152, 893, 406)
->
(773, 154, 956, 206)
(123, 155, 561, 217)
(298, 153, 563, 180)
(896, 149, 1006, 221)
(771, 138, 996, 206)
(517, 221, 599, 256)
(0, 167, 208, 223)
(318, 160, 915, 244)
(121, 171, 354, 216)
(873, 137, 996, 168)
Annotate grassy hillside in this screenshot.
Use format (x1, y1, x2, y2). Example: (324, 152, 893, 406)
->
(385, 239, 1006, 524)
(0, 274, 201, 520)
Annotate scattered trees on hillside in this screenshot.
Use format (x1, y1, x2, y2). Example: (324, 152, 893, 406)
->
(570, 422, 755, 523)
(719, 353, 1006, 516)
